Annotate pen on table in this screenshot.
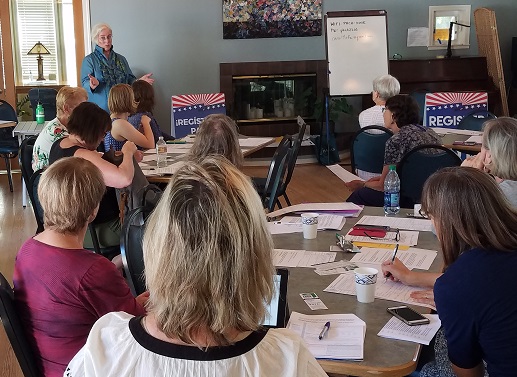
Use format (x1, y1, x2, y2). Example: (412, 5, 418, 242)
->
(318, 321, 331, 340)
(384, 244, 399, 282)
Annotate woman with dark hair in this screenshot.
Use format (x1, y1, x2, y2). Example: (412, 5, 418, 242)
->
(382, 167, 517, 377)
(128, 80, 173, 142)
(346, 94, 441, 206)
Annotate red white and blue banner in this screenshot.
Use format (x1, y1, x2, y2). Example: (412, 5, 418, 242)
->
(171, 93, 226, 138)
(424, 92, 488, 128)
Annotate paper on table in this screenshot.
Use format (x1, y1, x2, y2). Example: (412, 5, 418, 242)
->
(272, 249, 336, 267)
(280, 215, 346, 230)
(465, 135, 483, 144)
(238, 137, 274, 147)
(287, 312, 366, 360)
(430, 127, 482, 136)
(156, 161, 184, 175)
(345, 230, 419, 246)
(378, 314, 441, 345)
(141, 154, 158, 163)
(350, 247, 437, 271)
(167, 143, 192, 152)
(326, 164, 364, 183)
(313, 260, 360, 275)
(268, 203, 363, 219)
(324, 274, 434, 309)
(356, 215, 433, 232)
(267, 222, 302, 235)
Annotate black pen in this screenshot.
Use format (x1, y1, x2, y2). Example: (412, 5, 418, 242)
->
(385, 244, 399, 281)
(318, 321, 331, 340)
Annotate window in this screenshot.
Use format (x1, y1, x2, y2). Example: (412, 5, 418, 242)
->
(11, 0, 77, 85)
(428, 5, 471, 50)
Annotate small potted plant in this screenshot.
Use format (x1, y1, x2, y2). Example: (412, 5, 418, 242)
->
(16, 95, 30, 122)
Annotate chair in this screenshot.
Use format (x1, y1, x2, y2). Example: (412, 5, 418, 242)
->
(457, 110, 496, 131)
(0, 272, 40, 377)
(28, 88, 58, 121)
(260, 136, 292, 212)
(252, 121, 306, 208)
(0, 100, 20, 192)
(350, 126, 393, 176)
(28, 169, 45, 234)
(409, 89, 431, 125)
(397, 144, 462, 206)
(140, 184, 163, 218)
(120, 207, 147, 296)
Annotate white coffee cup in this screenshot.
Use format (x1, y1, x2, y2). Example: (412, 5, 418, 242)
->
(354, 267, 378, 303)
(301, 213, 318, 239)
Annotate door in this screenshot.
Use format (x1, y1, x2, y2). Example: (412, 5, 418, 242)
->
(0, 0, 16, 107)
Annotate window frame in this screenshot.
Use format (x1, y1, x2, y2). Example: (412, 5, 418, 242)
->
(428, 5, 471, 51)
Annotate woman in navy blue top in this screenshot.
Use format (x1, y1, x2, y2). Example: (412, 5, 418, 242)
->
(383, 167, 517, 377)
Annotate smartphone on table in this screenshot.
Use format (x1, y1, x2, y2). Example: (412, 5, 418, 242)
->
(387, 305, 430, 326)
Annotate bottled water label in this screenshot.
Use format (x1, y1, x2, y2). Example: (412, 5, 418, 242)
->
(384, 192, 400, 208)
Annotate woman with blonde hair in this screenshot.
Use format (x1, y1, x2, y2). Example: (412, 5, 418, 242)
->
(66, 156, 326, 377)
(189, 113, 243, 167)
(104, 83, 155, 152)
(383, 167, 517, 377)
(32, 86, 88, 170)
(461, 116, 517, 206)
(14, 157, 145, 377)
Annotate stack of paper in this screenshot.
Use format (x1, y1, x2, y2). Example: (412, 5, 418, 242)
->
(378, 314, 441, 345)
(267, 203, 363, 219)
(355, 215, 433, 232)
(287, 312, 366, 360)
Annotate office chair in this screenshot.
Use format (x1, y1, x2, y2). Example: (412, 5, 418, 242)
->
(0, 272, 40, 377)
(397, 144, 461, 207)
(0, 100, 20, 192)
(28, 88, 58, 121)
(350, 126, 393, 176)
(457, 110, 496, 131)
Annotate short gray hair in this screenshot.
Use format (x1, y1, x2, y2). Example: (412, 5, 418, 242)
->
(483, 117, 517, 180)
(91, 23, 112, 43)
(373, 74, 400, 101)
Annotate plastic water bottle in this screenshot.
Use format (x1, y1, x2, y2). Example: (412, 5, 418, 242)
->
(384, 165, 400, 215)
(156, 136, 167, 168)
(35, 103, 45, 124)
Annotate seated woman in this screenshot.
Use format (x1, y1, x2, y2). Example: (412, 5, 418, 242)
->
(461, 116, 517, 207)
(32, 86, 88, 171)
(13, 157, 146, 377)
(66, 157, 326, 377)
(382, 167, 517, 377)
(188, 113, 243, 167)
(128, 79, 174, 142)
(104, 83, 155, 152)
(346, 94, 441, 207)
(49, 102, 138, 250)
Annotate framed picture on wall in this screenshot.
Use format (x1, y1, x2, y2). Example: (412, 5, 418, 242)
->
(223, 0, 322, 39)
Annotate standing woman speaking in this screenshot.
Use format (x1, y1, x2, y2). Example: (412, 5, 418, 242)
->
(81, 23, 154, 113)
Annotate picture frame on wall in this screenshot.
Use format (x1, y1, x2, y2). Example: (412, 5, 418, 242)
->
(223, 0, 322, 39)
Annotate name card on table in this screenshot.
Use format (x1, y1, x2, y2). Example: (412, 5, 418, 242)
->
(171, 93, 226, 138)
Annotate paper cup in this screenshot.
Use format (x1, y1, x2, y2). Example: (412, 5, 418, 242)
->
(354, 267, 378, 303)
(301, 213, 318, 239)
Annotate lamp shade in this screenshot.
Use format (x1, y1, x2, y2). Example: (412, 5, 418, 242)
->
(27, 42, 51, 55)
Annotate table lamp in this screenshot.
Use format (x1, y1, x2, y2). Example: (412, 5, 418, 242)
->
(27, 42, 51, 81)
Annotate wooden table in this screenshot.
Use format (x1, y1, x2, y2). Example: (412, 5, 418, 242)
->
(142, 136, 276, 183)
(441, 133, 481, 154)
(13, 121, 47, 206)
(274, 206, 443, 377)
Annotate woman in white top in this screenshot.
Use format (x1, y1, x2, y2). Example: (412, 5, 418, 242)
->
(66, 156, 327, 377)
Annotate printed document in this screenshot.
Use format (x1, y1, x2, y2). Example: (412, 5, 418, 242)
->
(326, 164, 364, 182)
(273, 249, 336, 268)
(324, 274, 434, 309)
(268, 203, 363, 219)
(287, 312, 366, 360)
(345, 230, 419, 246)
(356, 215, 433, 232)
(378, 314, 441, 345)
(350, 247, 437, 271)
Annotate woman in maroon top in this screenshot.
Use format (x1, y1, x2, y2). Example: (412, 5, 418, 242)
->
(13, 157, 146, 377)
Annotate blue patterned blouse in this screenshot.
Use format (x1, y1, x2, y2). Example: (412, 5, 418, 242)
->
(81, 45, 136, 113)
(103, 118, 126, 152)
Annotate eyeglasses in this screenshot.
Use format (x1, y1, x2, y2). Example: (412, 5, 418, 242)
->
(99, 35, 113, 42)
(363, 228, 400, 242)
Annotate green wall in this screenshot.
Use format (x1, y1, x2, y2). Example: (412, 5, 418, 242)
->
(90, 0, 517, 129)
